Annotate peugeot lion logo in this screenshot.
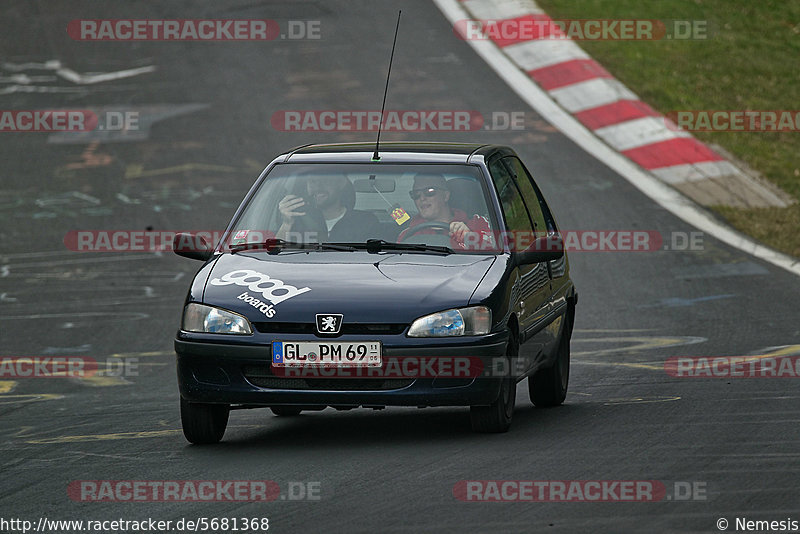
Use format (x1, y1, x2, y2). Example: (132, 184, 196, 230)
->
(316, 314, 343, 335)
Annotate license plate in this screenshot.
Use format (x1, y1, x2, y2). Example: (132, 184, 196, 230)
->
(272, 341, 381, 367)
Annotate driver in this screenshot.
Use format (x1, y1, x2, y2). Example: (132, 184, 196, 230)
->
(398, 173, 492, 250)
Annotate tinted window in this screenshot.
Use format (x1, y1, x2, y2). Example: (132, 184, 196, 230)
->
(502, 157, 548, 235)
(488, 159, 534, 235)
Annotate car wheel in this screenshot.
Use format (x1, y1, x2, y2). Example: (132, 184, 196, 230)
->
(180, 397, 229, 444)
(529, 313, 571, 407)
(470, 332, 518, 433)
(270, 406, 303, 416)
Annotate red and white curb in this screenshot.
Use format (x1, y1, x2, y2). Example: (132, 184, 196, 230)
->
(435, 0, 800, 276)
(446, 0, 790, 208)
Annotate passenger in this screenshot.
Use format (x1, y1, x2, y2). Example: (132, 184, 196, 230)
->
(277, 174, 378, 242)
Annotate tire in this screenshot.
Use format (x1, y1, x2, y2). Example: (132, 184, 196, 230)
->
(180, 397, 229, 444)
(529, 313, 571, 407)
(470, 332, 518, 433)
(270, 406, 303, 416)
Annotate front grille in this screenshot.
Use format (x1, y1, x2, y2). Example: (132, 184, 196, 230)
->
(253, 322, 314, 334)
(242, 365, 413, 391)
(253, 322, 407, 335)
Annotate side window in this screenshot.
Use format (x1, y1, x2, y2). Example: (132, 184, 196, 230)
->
(502, 157, 549, 235)
(488, 159, 534, 235)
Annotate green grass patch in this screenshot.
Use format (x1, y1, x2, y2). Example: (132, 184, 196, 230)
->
(536, 0, 800, 257)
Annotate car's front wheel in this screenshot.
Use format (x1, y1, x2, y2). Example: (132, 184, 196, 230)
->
(470, 333, 518, 433)
(529, 313, 571, 407)
(180, 397, 229, 444)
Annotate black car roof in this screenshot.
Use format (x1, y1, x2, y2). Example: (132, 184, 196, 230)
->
(279, 142, 513, 164)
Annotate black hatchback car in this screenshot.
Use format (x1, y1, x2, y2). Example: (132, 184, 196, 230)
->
(174, 142, 577, 443)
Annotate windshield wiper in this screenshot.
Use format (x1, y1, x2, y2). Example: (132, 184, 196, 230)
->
(340, 239, 454, 255)
(229, 238, 356, 254)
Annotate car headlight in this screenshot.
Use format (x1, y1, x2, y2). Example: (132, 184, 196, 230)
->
(182, 303, 253, 335)
(407, 306, 491, 337)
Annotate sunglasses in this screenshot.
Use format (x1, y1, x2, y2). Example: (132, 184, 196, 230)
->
(409, 187, 444, 200)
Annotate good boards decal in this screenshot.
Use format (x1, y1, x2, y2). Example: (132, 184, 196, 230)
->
(209, 269, 311, 318)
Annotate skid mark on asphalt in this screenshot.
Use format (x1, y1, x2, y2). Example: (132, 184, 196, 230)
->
(0, 351, 171, 398)
(572, 334, 707, 357)
(49, 104, 208, 144)
(574, 360, 665, 371)
(42, 344, 92, 354)
(6, 176, 246, 219)
(602, 396, 681, 406)
(72, 360, 169, 387)
(24, 425, 261, 444)
(1, 60, 155, 86)
(124, 162, 246, 179)
(572, 342, 800, 373)
(570, 330, 705, 372)
(671, 261, 770, 279)
(73, 375, 132, 387)
(638, 294, 737, 308)
(108, 350, 172, 358)
(26, 429, 182, 444)
(2, 311, 149, 321)
(0, 394, 63, 405)
(567, 392, 681, 405)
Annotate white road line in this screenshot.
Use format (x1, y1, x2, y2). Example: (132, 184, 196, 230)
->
(433, 0, 800, 277)
(2, 60, 62, 71)
(594, 116, 691, 152)
(55, 65, 156, 85)
(548, 78, 637, 113)
(504, 39, 588, 71)
(0, 85, 86, 95)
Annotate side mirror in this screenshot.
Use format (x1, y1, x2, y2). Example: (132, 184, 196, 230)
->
(515, 234, 564, 265)
(173, 232, 213, 261)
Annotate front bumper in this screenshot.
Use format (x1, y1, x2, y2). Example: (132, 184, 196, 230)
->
(175, 331, 509, 407)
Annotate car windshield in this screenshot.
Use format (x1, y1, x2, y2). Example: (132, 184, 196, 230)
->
(226, 163, 501, 254)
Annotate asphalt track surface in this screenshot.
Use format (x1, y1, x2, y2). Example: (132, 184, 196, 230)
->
(1, 2, 799, 533)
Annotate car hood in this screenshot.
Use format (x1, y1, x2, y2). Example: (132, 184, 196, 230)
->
(202, 251, 496, 324)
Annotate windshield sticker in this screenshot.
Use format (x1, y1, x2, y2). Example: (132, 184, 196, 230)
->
(232, 230, 249, 245)
(391, 206, 411, 225)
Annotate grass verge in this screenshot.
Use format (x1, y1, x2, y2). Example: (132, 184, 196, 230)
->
(536, 0, 800, 258)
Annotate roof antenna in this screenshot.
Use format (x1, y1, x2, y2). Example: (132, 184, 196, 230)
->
(373, 10, 401, 161)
